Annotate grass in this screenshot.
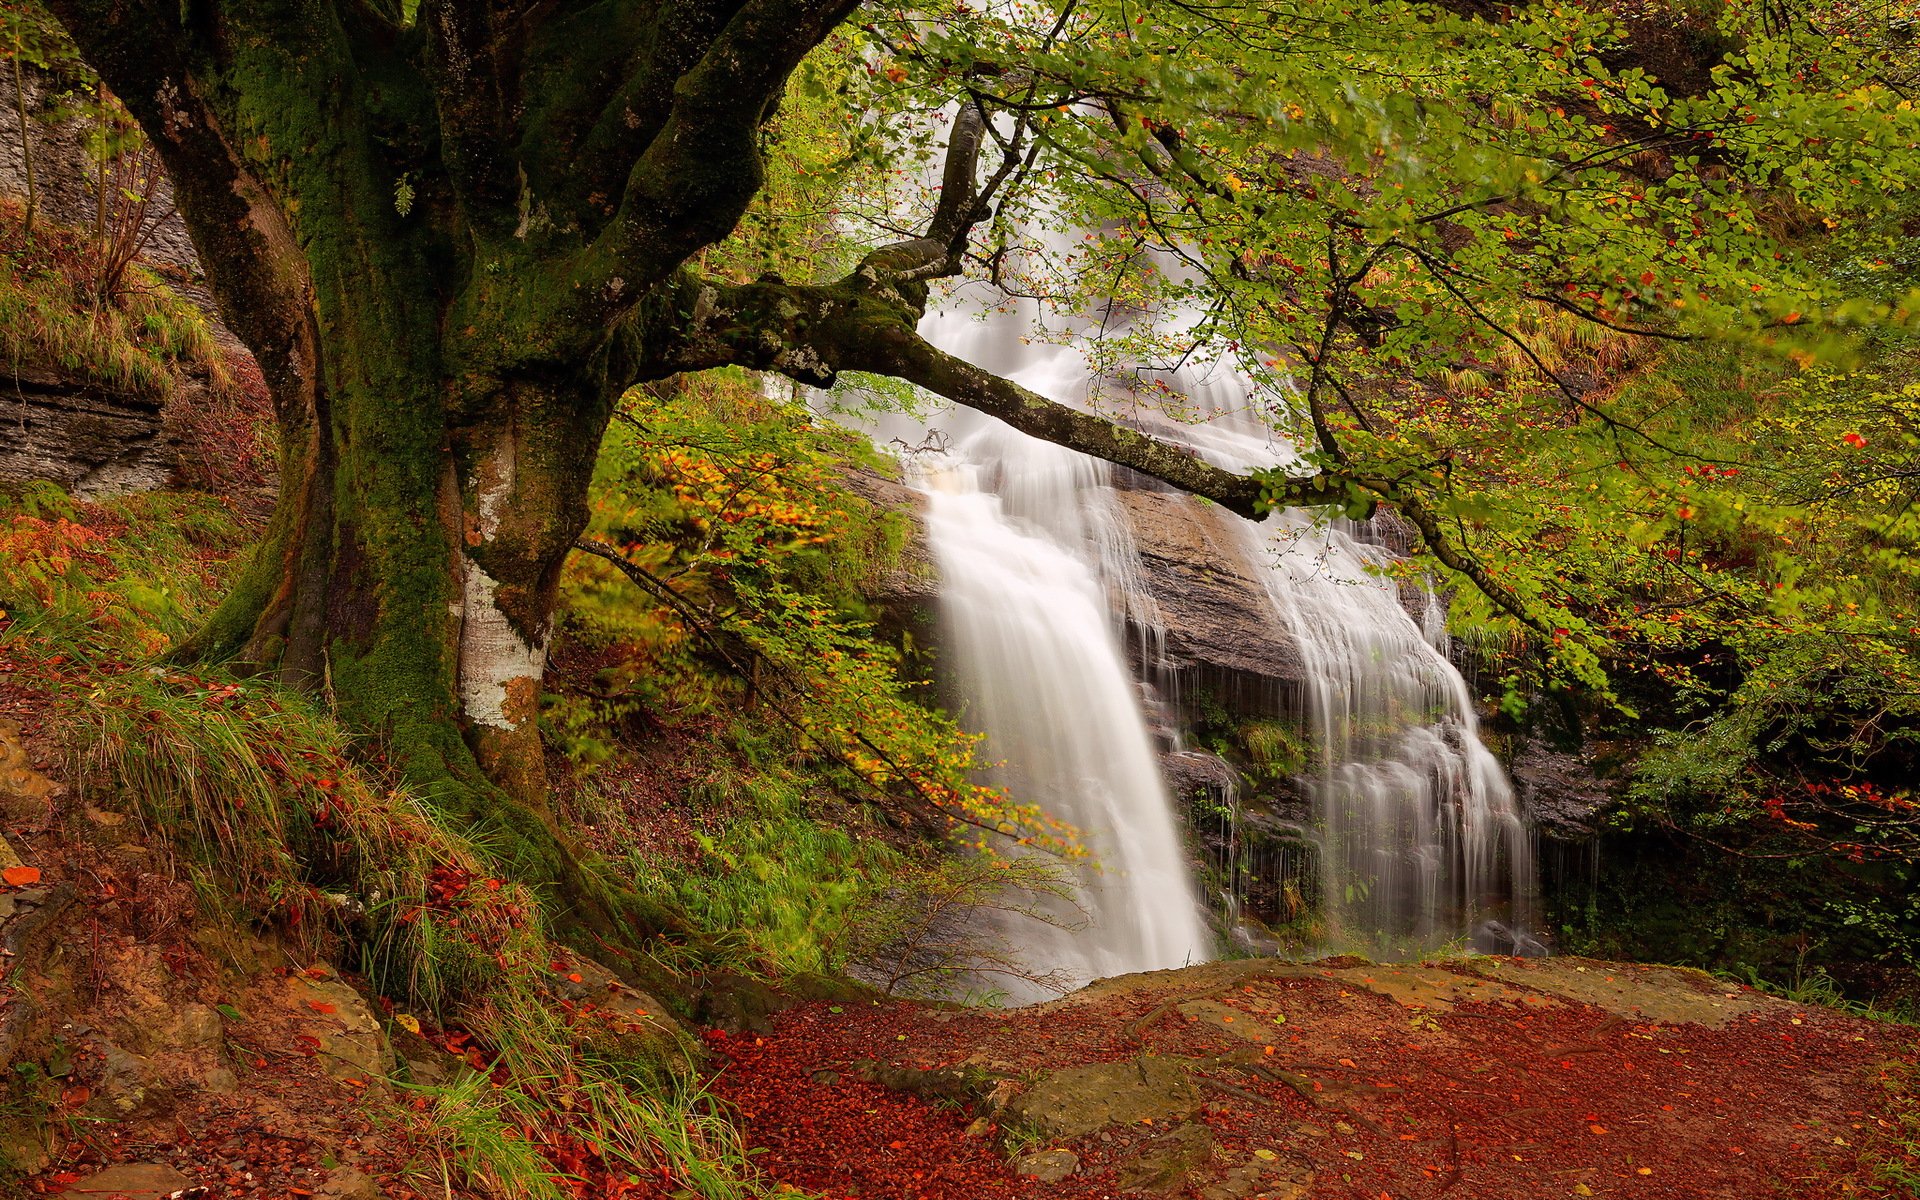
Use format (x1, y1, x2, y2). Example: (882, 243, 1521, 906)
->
(617, 759, 907, 979)
(0, 206, 231, 403)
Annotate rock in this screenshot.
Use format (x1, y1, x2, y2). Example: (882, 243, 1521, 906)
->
(0, 66, 200, 274)
(1012, 1147, 1080, 1182)
(402, 1054, 452, 1087)
(1161, 751, 1238, 807)
(1111, 489, 1305, 711)
(84, 1041, 174, 1120)
(1007, 1056, 1201, 1139)
(289, 972, 395, 1085)
(837, 465, 937, 599)
(543, 956, 697, 1069)
(1116, 1121, 1214, 1193)
(316, 1167, 386, 1200)
(1509, 739, 1613, 840)
(65, 1163, 197, 1199)
(0, 365, 176, 497)
(0, 719, 58, 819)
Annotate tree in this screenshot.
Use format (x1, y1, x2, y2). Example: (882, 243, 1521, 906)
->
(41, 0, 1918, 932)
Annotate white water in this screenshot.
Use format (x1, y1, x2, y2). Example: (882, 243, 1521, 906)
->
(895, 291, 1214, 1001)
(1116, 301, 1539, 955)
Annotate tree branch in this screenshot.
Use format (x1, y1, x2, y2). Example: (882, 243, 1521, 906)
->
(571, 0, 860, 309)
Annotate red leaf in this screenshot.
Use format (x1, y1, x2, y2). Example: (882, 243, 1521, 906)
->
(1, 866, 41, 887)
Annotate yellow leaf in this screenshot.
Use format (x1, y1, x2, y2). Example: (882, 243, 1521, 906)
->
(395, 1013, 421, 1036)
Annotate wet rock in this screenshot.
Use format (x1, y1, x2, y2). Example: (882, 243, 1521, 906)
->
(1116, 1121, 1214, 1193)
(1471, 919, 1551, 957)
(1111, 489, 1305, 710)
(1509, 739, 1613, 840)
(1161, 751, 1238, 807)
(1012, 1147, 1080, 1182)
(289, 971, 395, 1085)
(65, 1163, 197, 1199)
(837, 465, 938, 604)
(1007, 1056, 1201, 1139)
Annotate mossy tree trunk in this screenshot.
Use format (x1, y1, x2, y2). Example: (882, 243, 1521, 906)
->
(44, 0, 1312, 930)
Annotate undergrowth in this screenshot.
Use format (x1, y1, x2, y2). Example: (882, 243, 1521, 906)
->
(0, 482, 779, 1199)
(549, 372, 1082, 994)
(0, 202, 231, 402)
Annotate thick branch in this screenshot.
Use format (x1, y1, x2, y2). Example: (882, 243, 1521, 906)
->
(571, 0, 859, 309)
(618, 269, 1316, 519)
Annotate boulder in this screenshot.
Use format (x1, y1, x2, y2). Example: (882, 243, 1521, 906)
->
(82, 1041, 175, 1120)
(288, 970, 395, 1086)
(1012, 1147, 1080, 1182)
(1117, 1122, 1214, 1193)
(1006, 1056, 1201, 1140)
(64, 1163, 198, 1199)
(1111, 489, 1305, 712)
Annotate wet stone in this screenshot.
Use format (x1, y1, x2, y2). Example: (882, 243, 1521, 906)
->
(1012, 1147, 1080, 1182)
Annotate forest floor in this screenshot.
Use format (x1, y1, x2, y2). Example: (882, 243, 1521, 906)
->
(712, 956, 1920, 1200)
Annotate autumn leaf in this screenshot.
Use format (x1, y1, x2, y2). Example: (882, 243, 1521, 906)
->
(1, 866, 41, 887)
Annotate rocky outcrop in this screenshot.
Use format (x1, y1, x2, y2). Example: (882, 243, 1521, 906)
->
(0, 365, 178, 496)
(724, 953, 1910, 1199)
(837, 464, 937, 606)
(0, 67, 198, 274)
(1509, 737, 1614, 840)
(1111, 487, 1305, 713)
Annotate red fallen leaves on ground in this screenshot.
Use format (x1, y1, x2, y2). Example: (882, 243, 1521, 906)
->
(709, 963, 1920, 1200)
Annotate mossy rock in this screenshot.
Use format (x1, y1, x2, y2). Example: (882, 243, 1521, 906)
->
(1006, 1055, 1201, 1140)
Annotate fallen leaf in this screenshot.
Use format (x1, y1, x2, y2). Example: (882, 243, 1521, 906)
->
(395, 1013, 422, 1036)
(2, 866, 41, 887)
(307, 1001, 338, 1014)
(1589, 1124, 1609, 1135)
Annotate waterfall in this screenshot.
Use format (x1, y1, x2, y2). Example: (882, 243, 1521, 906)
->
(890, 288, 1214, 1002)
(1116, 309, 1540, 955)
(1231, 513, 1537, 955)
(845, 199, 1537, 988)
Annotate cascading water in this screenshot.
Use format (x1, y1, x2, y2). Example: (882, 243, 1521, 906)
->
(847, 163, 1536, 987)
(1120, 311, 1541, 956)
(888, 287, 1214, 1001)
